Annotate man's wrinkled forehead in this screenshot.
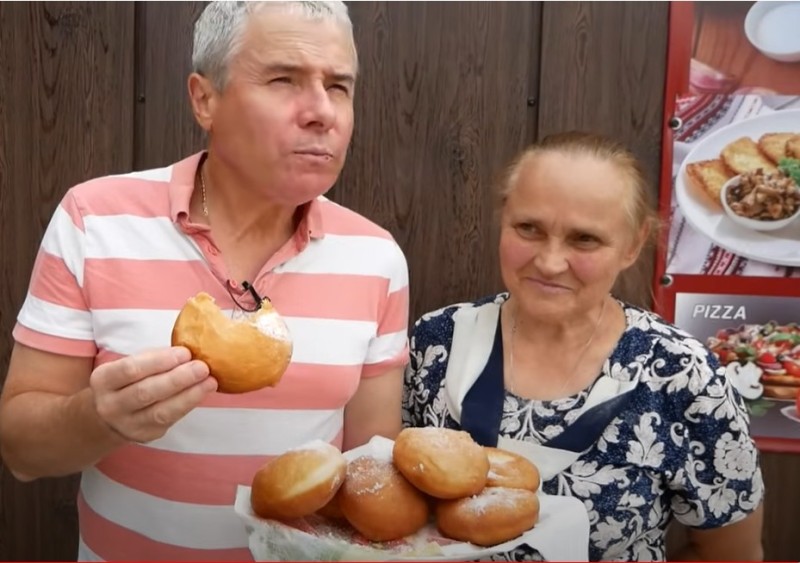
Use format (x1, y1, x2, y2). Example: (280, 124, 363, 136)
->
(238, 10, 358, 76)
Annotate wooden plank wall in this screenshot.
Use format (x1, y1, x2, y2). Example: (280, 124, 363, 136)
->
(1, 1, 796, 560)
(0, 2, 134, 560)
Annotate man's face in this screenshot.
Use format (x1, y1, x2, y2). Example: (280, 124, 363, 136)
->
(205, 11, 357, 205)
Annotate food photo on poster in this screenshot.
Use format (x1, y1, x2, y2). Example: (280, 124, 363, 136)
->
(689, 1, 800, 96)
(674, 293, 800, 449)
(665, 94, 800, 277)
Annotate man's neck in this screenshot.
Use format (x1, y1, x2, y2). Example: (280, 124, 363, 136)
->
(197, 152, 298, 246)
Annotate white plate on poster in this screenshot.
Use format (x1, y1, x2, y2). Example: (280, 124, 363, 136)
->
(674, 109, 800, 267)
(781, 405, 800, 424)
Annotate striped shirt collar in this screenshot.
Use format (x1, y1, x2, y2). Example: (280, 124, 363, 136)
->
(168, 151, 325, 241)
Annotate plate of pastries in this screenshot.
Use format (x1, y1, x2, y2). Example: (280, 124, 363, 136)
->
(234, 427, 549, 561)
(674, 109, 800, 266)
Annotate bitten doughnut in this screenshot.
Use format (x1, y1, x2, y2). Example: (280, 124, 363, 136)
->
(337, 454, 430, 542)
(485, 447, 541, 492)
(436, 487, 540, 547)
(392, 427, 489, 499)
(250, 440, 346, 520)
(171, 291, 293, 393)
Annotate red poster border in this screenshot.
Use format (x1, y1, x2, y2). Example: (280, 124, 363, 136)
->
(652, 2, 800, 454)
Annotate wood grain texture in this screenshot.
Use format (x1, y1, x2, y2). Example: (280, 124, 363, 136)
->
(536, 1, 669, 308)
(334, 1, 541, 322)
(4, 1, 798, 561)
(759, 452, 800, 560)
(134, 1, 207, 169)
(0, 2, 134, 560)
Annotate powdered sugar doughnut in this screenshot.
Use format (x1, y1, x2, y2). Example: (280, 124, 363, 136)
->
(250, 440, 346, 520)
(393, 427, 489, 499)
(172, 292, 292, 393)
(436, 487, 540, 546)
(485, 447, 541, 492)
(337, 454, 429, 541)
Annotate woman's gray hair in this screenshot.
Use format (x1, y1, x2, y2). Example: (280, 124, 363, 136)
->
(192, 1, 356, 91)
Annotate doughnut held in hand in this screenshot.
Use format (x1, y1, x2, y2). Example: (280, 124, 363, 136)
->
(436, 487, 540, 547)
(392, 427, 489, 499)
(337, 454, 430, 542)
(250, 440, 346, 520)
(485, 447, 541, 492)
(171, 292, 292, 393)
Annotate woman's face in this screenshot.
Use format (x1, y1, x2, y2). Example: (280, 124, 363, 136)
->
(498, 150, 645, 321)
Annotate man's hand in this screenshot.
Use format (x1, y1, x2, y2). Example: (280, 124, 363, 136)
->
(91, 347, 218, 443)
(0, 342, 217, 480)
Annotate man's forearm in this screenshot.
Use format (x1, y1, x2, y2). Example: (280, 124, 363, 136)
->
(0, 387, 124, 481)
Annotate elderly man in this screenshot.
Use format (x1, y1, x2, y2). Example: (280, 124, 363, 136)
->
(0, 1, 408, 559)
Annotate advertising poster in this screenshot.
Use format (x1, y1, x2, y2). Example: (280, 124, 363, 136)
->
(655, 2, 800, 451)
(666, 94, 800, 277)
(674, 293, 800, 451)
(665, 0, 800, 278)
(689, 1, 800, 96)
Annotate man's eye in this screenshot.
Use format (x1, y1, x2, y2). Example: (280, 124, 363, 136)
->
(514, 223, 537, 237)
(328, 84, 350, 95)
(269, 77, 292, 84)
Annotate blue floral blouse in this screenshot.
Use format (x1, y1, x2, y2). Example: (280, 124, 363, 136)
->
(402, 293, 764, 561)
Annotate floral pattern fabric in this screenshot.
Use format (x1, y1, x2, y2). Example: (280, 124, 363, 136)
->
(402, 294, 764, 562)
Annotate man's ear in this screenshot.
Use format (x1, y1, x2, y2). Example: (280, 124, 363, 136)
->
(187, 73, 217, 132)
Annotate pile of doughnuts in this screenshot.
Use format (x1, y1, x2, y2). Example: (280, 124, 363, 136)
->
(249, 428, 541, 548)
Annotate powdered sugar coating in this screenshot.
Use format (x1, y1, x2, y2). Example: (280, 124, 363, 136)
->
(459, 487, 528, 516)
(252, 310, 291, 341)
(347, 456, 395, 496)
(488, 453, 514, 466)
(407, 427, 468, 451)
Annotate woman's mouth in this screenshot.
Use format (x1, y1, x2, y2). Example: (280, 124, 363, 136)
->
(525, 277, 571, 294)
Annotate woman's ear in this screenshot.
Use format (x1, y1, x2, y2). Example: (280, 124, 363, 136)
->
(622, 222, 650, 268)
(187, 73, 217, 132)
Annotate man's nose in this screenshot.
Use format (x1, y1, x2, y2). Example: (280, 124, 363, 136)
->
(298, 84, 336, 130)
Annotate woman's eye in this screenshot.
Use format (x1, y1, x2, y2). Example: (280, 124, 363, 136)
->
(574, 234, 601, 247)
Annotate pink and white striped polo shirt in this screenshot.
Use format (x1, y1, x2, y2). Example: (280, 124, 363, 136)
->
(13, 152, 410, 561)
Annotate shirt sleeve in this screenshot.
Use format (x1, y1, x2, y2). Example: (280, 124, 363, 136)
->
(13, 189, 97, 357)
(361, 239, 409, 378)
(667, 349, 765, 529)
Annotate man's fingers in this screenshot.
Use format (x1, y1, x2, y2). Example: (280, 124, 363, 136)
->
(92, 347, 193, 392)
(129, 377, 219, 442)
(111, 360, 210, 413)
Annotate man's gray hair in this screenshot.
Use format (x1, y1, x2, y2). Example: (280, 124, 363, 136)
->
(192, 1, 356, 91)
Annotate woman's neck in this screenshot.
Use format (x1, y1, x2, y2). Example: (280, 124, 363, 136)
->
(505, 294, 610, 349)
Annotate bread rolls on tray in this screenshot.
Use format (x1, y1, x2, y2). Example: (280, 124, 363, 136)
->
(392, 427, 490, 499)
(249, 428, 542, 548)
(250, 440, 346, 520)
(171, 292, 292, 393)
(336, 455, 430, 541)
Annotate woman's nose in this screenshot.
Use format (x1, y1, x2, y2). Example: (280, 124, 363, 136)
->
(532, 242, 569, 275)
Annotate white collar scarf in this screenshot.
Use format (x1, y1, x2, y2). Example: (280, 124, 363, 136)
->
(443, 297, 640, 481)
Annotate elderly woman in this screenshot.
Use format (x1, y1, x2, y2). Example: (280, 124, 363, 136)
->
(402, 132, 764, 561)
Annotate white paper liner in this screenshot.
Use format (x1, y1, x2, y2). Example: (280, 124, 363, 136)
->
(233, 436, 590, 561)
